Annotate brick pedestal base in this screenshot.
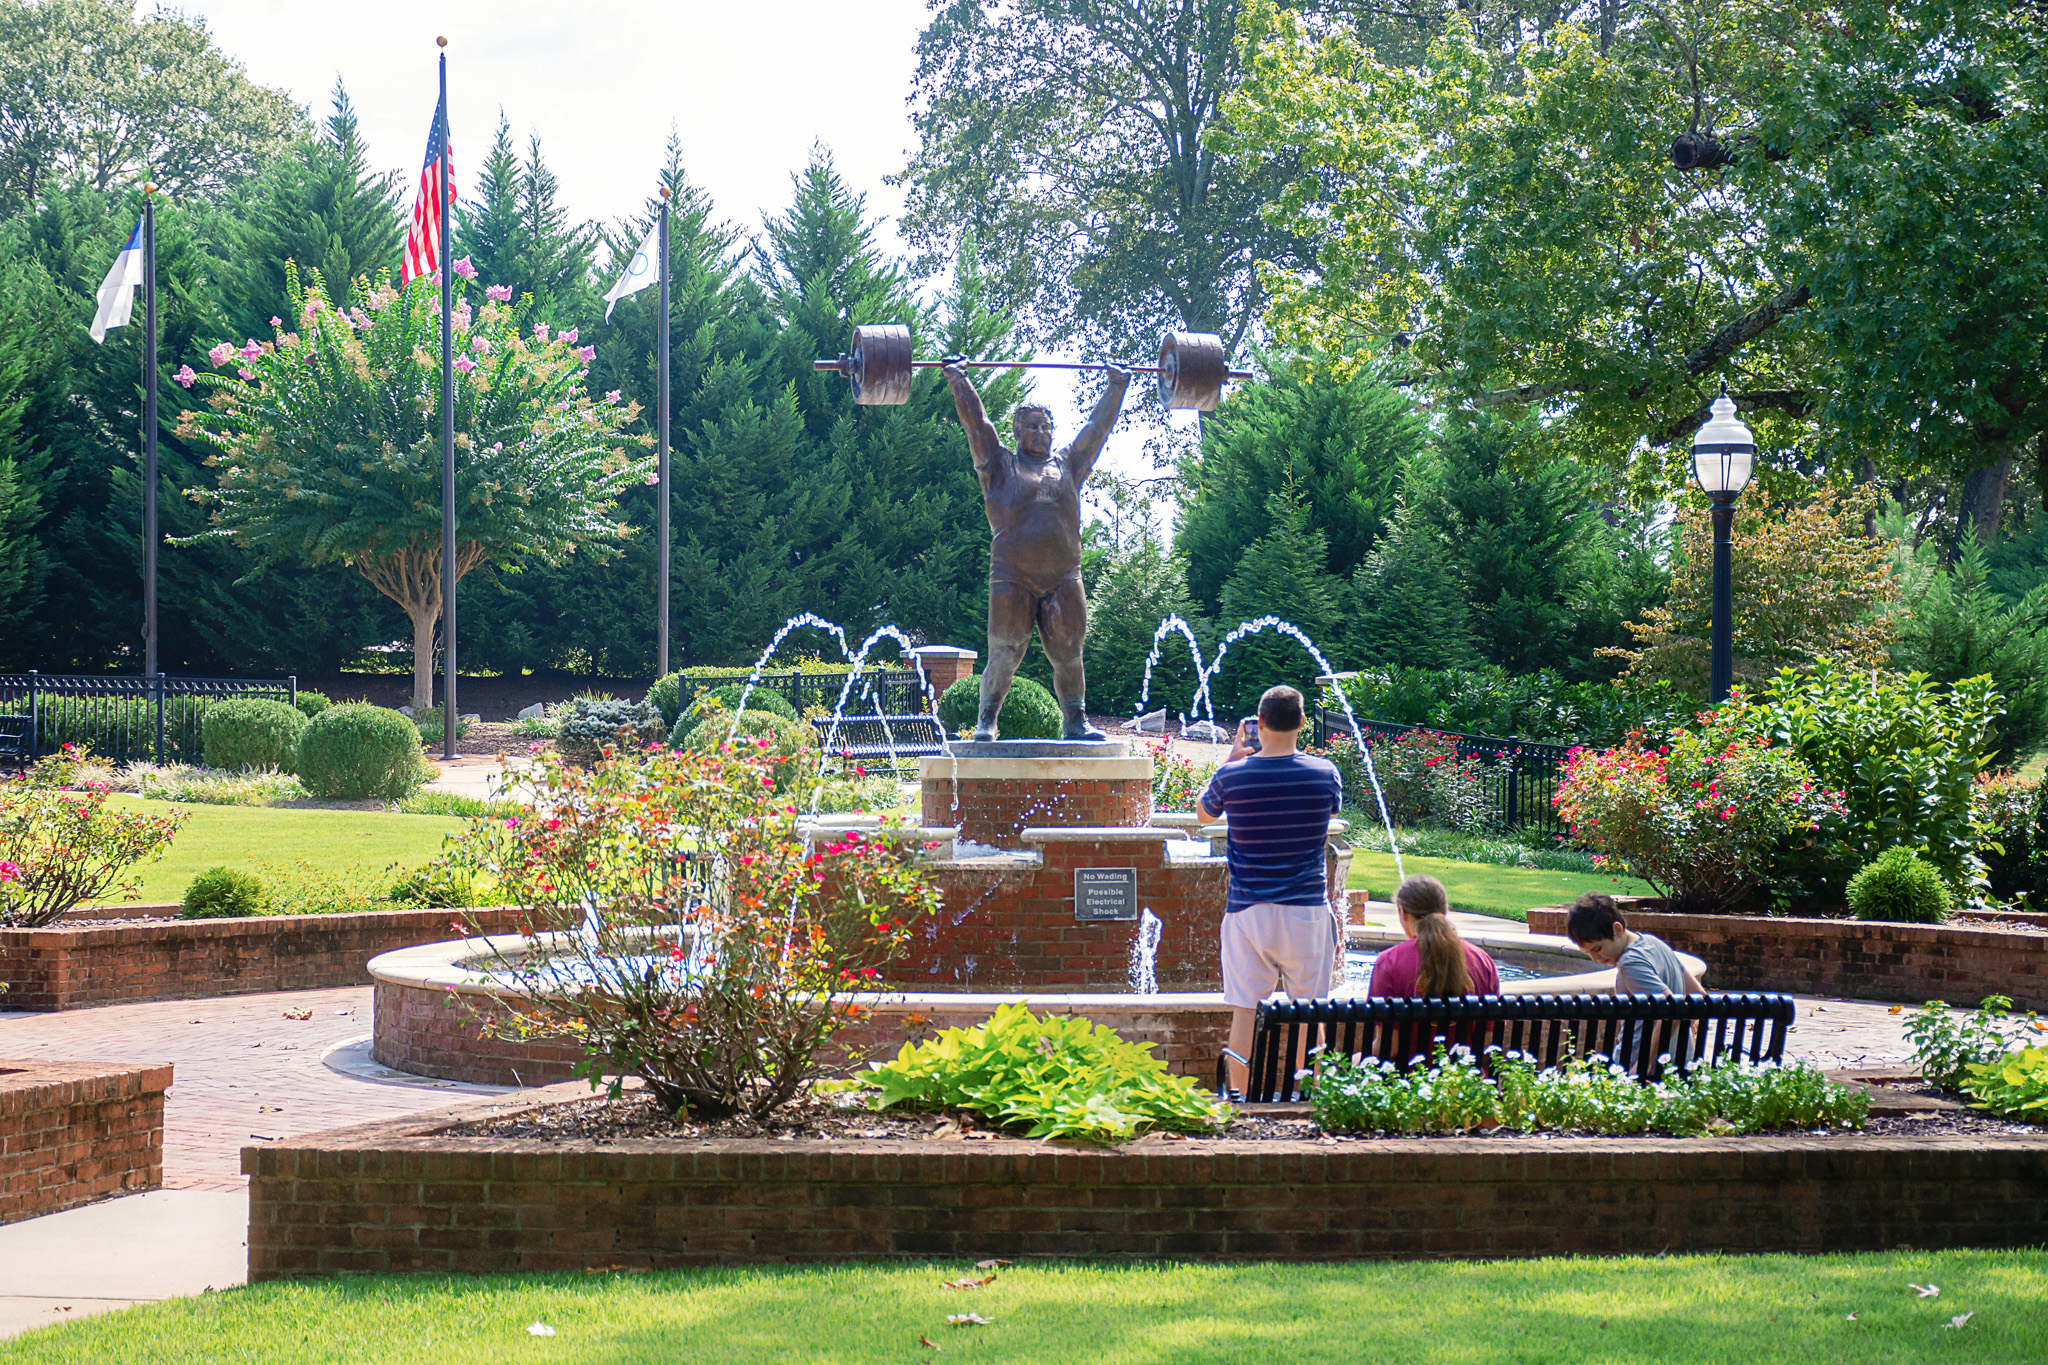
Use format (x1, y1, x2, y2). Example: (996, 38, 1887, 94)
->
(921, 753, 1154, 849)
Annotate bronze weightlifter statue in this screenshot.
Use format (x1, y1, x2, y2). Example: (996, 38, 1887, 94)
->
(940, 359, 1131, 743)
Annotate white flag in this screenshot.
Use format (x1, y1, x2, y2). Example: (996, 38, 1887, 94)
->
(602, 221, 661, 322)
(90, 216, 146, 344)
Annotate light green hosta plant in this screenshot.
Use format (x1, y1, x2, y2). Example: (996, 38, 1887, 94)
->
(863, 1002, 1229, 1143)
(177, 263, 652, 711)
(1963, 1046, 2048, 1122)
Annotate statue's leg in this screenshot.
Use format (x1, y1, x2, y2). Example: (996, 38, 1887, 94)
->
(1039, 575, 1104, 742)
(978, 581, 1035, 741)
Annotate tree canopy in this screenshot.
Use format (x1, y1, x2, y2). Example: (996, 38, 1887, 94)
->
(1223, 0, 2048, 513)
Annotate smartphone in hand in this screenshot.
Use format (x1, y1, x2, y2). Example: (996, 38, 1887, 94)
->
(1239, 716, 1261, 753)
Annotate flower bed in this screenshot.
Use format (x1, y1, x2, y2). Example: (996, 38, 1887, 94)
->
(1526, 898, 2048, 1009)
(241, 1077, 2048, 1277)
(0, 905, 524, 1011)
(1, 1060, 170, 1224)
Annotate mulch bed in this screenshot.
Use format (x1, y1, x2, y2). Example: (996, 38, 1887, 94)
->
(437, 1088, 2045, 1146)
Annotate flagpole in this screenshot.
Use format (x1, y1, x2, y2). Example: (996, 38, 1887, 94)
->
(141, 183, 158, 679)
(437, 37, 457, 763)
(656, 186, 670, 677)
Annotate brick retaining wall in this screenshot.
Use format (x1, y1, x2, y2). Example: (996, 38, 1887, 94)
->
(242, 1082, 2048, 1277)
(0, 906, 525, 1011)
(1, 1061, 169, 1223)
(1526, 901, 2048, 1009)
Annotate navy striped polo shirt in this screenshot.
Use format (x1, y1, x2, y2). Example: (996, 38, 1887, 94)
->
(1199, 752, 1343, 914)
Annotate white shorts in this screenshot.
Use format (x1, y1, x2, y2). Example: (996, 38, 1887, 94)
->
(1221, 901, 1339, 1009)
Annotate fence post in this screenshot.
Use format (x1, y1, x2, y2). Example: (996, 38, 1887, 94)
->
(1504, 749, 1521, 828)
(26, 669, 36, 759)
(153, 673, 166, 766)
(289, 674, 298, 709)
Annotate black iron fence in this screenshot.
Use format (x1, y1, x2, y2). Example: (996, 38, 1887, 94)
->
(1313, 708, 1576, 835)
(0, 672, 297, 766)
(674, 670, 928, 719)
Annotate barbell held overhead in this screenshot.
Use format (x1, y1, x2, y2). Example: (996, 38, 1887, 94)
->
(813, 323, 1252, 412)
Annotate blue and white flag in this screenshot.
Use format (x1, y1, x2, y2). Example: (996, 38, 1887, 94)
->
(90, 217, 146, 344)
(603, 220, 661, 322)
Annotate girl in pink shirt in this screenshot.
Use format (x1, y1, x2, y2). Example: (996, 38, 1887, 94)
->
(1367, 874, 1500, 997)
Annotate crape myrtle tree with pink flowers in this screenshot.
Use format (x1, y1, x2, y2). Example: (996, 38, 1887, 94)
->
(175, 260, 652, 710)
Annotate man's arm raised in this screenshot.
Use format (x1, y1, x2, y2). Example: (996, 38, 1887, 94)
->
(942, 360, 1003, 475)
(1067, 364, 1131, 485)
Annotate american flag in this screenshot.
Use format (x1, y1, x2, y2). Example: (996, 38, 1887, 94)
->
(401, 97, 457, 285)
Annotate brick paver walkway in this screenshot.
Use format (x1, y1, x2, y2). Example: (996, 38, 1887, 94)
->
(0, 987, 487, 1190)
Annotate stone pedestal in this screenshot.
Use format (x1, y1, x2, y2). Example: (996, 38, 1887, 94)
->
(920, 742, 1153, 849)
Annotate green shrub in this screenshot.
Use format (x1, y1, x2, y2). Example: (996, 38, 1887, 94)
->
(508, 714, 558, 739)
(1553, 696, 1836, 913)
(294, 690, 333, 720)
(670, 685, 798, 742)
(1977, 771, 2047, 901)
(251, 857, 400, 915)
(1846, 846, 1952, 923)
(646, 671, 686, 727)
(180, 865, 269, 919)
(935, 675, 1062, 739)
(1749, 661, 2000, 896)
(393, 791, 525, 819)
(862, 1002, 1229, 1143)
(201, 698, 308, 773)
(682, 710, 819, 796)
(387, 860, 502, 908)
(409, 705, 472, 746)
(555, 697, 667, 767)
(296, 704, 430, 800)
(1904, 995, 2043, 1089)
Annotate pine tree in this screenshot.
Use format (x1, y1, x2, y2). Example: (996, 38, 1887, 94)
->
(1177, 356, 1425, 613)
(1893, 530, 2048, 763)
(1084, 536, 1201, 717)
(1212, 489, 1350, 717)
(452, 121, 598, 323)
(219, 83, 402, 336)
(1348, 497, 1482, 672)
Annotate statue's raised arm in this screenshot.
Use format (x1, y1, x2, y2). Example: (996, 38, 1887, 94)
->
(941, 361, 1004, 481)
(1065, 364, 1131, 486)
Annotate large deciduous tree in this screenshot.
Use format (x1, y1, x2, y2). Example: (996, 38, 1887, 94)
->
(0, 0, 301, 213)
(899, 0, 1313, 364)
(1223, 0, 2048, 505)
(178, 269, 650, 709)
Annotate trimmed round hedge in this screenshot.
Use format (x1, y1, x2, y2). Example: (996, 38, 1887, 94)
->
(1847, 847, 1952, 923)
(296, 703, 429, 800)
(180, 865, 268, 919)
(670, 685, 799, 743)
(201, 698, 308, 773)
(935, 674, 1063, 740)
(681, 709, 819, 796)
(294, 690, 334, 720)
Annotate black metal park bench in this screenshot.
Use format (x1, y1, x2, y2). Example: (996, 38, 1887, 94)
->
(0, 712, 30, 771)
(1224, 992, 1799, 1103)
(811, 715, 949, 776)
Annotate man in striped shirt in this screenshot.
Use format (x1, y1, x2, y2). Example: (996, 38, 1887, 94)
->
(1197, 684, 1343, 1095)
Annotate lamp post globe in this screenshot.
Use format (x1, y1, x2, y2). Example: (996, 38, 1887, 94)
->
(1692, 384, 1755, 705)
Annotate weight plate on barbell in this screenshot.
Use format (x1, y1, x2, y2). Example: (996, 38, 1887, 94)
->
(1157, 331, 1227, 411)
(849, 323, 914, 406)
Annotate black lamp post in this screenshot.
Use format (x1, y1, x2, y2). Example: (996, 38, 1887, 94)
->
(1692, 383, 1756, 704)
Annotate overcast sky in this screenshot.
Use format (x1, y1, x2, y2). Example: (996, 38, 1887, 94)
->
(166, 0, 1185, 498)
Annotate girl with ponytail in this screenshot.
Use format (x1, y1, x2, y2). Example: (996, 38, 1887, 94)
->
(1366, 875, 1501, 997)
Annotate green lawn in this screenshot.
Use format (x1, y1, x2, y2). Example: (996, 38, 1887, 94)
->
(1348, 850, 1657, 923)
(101, 795, 465, 905)
(1, 1252, 2039, 1363)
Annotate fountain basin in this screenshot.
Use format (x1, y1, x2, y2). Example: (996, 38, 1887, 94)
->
(369, 923, 1662, 1089)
